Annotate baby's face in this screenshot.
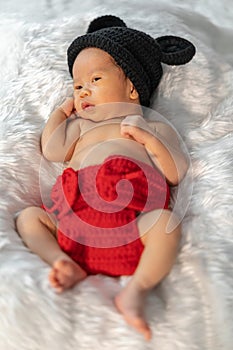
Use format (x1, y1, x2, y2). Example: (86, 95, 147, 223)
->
(72, 47, 139, 120)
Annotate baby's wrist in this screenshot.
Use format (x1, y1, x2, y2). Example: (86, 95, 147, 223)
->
(57, 106, 70, 118)
(144, 132, 156, 148)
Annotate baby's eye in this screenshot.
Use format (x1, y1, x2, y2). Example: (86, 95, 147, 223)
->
(92, 77, 101, 82)
(75, 85, 82, 90)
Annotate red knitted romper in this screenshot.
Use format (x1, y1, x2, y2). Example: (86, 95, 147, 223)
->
(44, 156, 170, 276)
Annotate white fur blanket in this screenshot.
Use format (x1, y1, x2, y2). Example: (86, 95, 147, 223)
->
(0, 1, 233, 349)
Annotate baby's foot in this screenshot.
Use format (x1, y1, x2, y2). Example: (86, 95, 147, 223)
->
(49, 258, 87, 293)
(115, 281, 151, 341)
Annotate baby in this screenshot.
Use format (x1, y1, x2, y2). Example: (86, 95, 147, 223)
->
(16, 15, 195, 340)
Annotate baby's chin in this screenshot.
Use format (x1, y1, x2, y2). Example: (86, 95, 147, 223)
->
(77, 102, 142, 121)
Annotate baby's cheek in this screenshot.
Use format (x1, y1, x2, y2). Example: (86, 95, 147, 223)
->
(73, 97, 79, 110)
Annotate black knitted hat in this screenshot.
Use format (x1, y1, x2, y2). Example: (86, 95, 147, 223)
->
(67, 15, 196, 106)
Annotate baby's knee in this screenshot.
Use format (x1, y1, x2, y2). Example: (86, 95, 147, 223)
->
(16, 206, 42, 231)
(139, 209, 181, 245)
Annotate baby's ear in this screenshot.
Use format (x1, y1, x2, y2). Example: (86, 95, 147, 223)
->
(129, 81, 139, 100)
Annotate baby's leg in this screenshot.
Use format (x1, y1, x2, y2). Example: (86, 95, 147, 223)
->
(16, 206, 87, 292)
(115, 210, 181, 340)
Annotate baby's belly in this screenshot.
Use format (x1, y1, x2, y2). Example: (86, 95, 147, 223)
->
(68, 138, 155, 170)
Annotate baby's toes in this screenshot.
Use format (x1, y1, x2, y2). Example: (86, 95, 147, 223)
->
(54, 261, 75, 288)
(48, 268, 64, 292)
(49, 268, 57, 285)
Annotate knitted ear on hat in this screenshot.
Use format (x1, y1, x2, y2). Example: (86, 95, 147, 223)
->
(156, 35, 196, 65)
(87, 15, 127, 33)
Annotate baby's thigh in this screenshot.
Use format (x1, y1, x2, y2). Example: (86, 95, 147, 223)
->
(16, 206, 57, 236)
(137, 209, 178, 245)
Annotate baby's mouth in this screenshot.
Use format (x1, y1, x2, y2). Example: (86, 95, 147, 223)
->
(81, 102, 95, 111)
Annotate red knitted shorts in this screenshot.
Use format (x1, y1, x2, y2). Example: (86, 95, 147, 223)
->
(44, 156, 170, 276)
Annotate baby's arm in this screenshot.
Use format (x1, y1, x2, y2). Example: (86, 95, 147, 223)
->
(41, 98, 81, 162)
(121, 115, 188, 185)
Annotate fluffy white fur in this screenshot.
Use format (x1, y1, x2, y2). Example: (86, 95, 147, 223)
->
(0, 2, 233, 349)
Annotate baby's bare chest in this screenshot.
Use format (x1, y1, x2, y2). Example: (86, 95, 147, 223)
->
(69, 123, 153, 170)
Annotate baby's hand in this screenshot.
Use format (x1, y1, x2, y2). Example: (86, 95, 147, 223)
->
(59, 98, 75, 118)
(121, 115, 155, 146)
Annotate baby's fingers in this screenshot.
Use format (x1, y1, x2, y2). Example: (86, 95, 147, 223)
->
(60, 98, 75, 117)
(121, 124, 152, 145)
(120, 124, 135, 139)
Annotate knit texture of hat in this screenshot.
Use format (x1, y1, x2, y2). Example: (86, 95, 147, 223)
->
(67, 15, 196, 107)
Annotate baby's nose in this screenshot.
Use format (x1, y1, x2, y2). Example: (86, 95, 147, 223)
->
(80, 84, 91, 98)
